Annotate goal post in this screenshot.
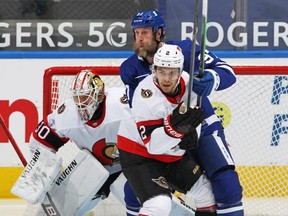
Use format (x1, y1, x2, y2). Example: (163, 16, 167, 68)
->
(43, 65, 288, 216)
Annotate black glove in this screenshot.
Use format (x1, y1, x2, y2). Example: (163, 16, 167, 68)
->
(164, 102, 204, 139)
(169, 101, 204, 134)
(178, 129, 199, 150)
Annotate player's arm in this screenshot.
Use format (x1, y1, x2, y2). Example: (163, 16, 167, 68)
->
(135, 102, 203, 153)
(30, 113, 69, 154)
(192, 48, 236, 97)
(120, 59, 139, 107)
(170, 39, 236, 97)
(132, 98, 179, 153)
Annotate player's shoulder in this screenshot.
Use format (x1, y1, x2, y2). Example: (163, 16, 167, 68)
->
(136, 74, 154, 89)
(133, 75, 161, 104)
(166, 39, 191, 48)
(55, 99, 77, 117)
(132, 76, 167, 119)
(120, 54, 138, 68)
(49, 99, 82, 130)
(120, 54, 140, 78)
(105, 87, 130, 117)
(105, 87, 129, 104)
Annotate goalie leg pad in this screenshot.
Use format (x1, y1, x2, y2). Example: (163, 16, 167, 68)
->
(48, 149, 109, 216)
(23, 149, 110, 216)
(11, 145, 62, 204)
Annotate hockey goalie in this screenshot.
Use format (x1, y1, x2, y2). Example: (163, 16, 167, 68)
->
(11, 69, 131, 215)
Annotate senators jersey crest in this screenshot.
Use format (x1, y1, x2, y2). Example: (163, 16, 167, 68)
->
(57, 103, 66, 114)
(152, 176, 169, 189)
(92, 139, 119, 166)
(120, 94, 129, 104)
(141, 89, 153, 98)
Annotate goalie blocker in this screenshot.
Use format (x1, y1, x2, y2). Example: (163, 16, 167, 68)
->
(12, 146, 111, 216)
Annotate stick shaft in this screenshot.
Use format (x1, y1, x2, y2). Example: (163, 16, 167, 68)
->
(197, 0, 208, 107)
(187, 0, 200, 108)
(0, 115, 27, 166)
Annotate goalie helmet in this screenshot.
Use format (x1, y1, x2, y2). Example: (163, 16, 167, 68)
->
(153, 44, 184, 73)
(131, 10, 166, 40)
(71, 69, 105, 123)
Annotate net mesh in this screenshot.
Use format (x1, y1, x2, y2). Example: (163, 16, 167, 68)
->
(43, 66, 288, 216)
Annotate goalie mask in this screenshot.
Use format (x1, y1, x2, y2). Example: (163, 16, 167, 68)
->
(71, 69, 105, 123)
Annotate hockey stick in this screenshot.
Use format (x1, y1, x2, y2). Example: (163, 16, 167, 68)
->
(196, 0, 208, 107)
(0, 115, 61, 216)
(172, 193, 196, 214)
(0, 115, 27, 166)
(187, 0, 200, 108)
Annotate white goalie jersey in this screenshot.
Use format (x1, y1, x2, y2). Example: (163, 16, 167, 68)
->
(11, 87, 131, 215)
(30, 87, 131, 173)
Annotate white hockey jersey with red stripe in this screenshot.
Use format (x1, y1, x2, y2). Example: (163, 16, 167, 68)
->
(118, 72, 198, 162)
(30, 87, 131, 173)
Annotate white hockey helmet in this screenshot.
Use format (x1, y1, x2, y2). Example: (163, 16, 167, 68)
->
(153, 44, 184, 73)
(71, 69, 105, 123)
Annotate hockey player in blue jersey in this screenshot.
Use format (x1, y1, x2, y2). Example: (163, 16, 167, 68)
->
(120, 10, 244, 216)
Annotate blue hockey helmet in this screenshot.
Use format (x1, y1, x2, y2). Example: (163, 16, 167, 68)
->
(131, 10, 166, 40)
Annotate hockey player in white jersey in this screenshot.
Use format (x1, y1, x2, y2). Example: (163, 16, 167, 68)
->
(11, 69, 131, 215)
(118, 44, 217, 216)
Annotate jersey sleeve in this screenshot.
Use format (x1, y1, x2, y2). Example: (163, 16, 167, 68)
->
(203, 49, 236, 90)
(30, 107, 69, 153)
(168, 39, 236, 91)
(120, 57, 139, 108)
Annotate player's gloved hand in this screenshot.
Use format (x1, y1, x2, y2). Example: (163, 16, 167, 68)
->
(193, 70, 218, 96)
(178, 129, 199, 150)
(164, 102, 204, 138)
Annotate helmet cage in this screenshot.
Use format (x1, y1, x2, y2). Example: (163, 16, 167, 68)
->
(71, 70, 104, 123)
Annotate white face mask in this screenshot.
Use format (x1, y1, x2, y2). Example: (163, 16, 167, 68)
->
(73, 92, 101, 123)
(71, 70, 104, 123)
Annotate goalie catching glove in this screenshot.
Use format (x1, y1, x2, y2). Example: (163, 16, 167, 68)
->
(164, 101, 204, 140)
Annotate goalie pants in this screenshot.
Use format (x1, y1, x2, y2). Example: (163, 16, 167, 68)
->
(119, 149, 203, 204)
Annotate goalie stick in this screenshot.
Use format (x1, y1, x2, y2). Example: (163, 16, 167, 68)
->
(0, 114, 61, 216)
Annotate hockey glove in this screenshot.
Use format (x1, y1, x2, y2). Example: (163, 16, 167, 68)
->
(178, 129, 199, 150)
(164, 102, 204, 138)
(193, 70, 219, 96)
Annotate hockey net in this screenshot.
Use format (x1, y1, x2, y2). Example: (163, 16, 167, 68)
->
(43, 65, 288, 216)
